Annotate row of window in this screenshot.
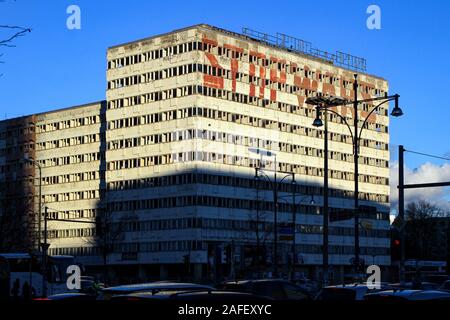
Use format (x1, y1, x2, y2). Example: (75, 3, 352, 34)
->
(107, 41, 199, 69)
(49, 240, 204, 256)
(107, 128, 388, 168)
(0, 142, 35, 157)
(107, 75, 387, 135)
(105, 195, 389, 221)
(107, 102, 388, 152)
(107, 61, 388, 124)
(43, 190, 100, 203)
(42, 171, 100, 185)
(107, 39, 383, 97)
(36, 133, 102, 151)
(36, 115, 101, 133)
(46, 209, 98, 220)
(47, 217, 389, 240)
(107, 150, 389, 187)
(0, 121, 35, 140)
(49, 241, 389, 257)
(38, 152, 102, 168)
(108, 173, 389, 204)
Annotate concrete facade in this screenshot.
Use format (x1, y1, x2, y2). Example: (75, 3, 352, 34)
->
(0, 24, 391, 282)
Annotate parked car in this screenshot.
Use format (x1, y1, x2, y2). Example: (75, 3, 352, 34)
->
(97, 282, 215, 300)
(422, 275, 450, 285)
(315, 283, 392, 301)
(364, 289, 450, 301)
(111, 290, 274, 302)
(389, 281, 440, 290)
(34, 293, 98, 301)
(439, 280, 450, 291)
(293, 279, 320, 296)
(220, 279, 310, 300)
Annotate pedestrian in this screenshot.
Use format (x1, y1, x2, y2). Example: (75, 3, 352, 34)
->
(11, 279, 20, 299)
(21, 281, 31, 300)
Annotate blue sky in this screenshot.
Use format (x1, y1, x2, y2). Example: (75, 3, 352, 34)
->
(1, 0, 449, 207)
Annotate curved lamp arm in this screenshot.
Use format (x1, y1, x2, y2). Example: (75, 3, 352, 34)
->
(317, 106, 355, 150)
(357, 96, 397, 143)
(279, 173, 295, 185)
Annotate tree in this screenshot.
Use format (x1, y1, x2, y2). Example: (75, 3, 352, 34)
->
(239, 179, 273, 276)
(0, 2, 32, 76)
(84, 208, 125, 284)
(405, 200, 450, 261)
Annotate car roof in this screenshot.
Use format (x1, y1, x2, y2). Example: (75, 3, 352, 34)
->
(325, 283, 386, 290)
(113, 290, 273, 301)
(366, 289, 450, 300)
(49, 293, 89, 298)
(101, 282, 214, 293)
(0, 253, 31, 259)
(224, 279, 287, 285)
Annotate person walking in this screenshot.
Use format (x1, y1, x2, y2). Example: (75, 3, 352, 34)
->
(11, 279, 20, 299)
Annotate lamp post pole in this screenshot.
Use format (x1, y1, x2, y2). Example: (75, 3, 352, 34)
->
(291, 182, 296, 280)
(307, 89, 403, 285)
(323, 106, 329, 285)
(251, 148, 296, 278)
(41, 206, 49, 298)
(37, 164, 42, 250)
(398, 145, 405, 284)
(273, 155, 278, 277)
(353, 74, 360, 274)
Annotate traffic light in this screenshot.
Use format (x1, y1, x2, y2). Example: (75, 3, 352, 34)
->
(391, 230, 401, 261)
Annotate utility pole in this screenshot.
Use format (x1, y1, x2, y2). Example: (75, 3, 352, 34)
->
(398, 145, 405, 284)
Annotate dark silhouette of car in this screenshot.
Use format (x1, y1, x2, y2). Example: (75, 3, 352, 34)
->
(220, 279, 310, 300)
(97, 282, 215, 300)
(34, 293, 97, 301)
(111, 290, 273, 302)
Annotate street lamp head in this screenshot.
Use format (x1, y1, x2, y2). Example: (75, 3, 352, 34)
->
(313, 107, 323, 127)
(312, 117, 323, 127)
(391, 96, 403, 117)
(391, 106, 403, 117)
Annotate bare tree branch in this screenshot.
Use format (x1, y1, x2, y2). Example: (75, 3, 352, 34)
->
(0, 25, 32, 47)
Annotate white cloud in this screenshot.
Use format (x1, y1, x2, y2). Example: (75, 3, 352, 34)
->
(390, 161, 450, 213)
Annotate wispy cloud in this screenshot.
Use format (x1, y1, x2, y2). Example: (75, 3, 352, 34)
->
(390, 161, 450, 212)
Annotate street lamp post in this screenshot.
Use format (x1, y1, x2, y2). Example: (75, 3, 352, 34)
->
(310, 98, 347, 285)
(279, 192, 315, 281)
(306, 76, 403, 279)
(250, 147, 294, 277)
(40, 206, 50, 298)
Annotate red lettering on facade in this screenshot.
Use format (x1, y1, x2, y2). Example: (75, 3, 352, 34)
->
(203, 74, 224, 89)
